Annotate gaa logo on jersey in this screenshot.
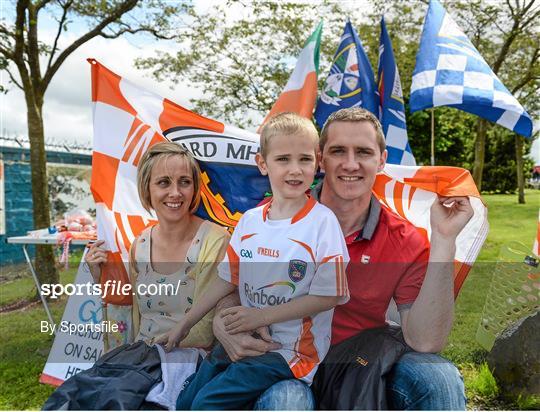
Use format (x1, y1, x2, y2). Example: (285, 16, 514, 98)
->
(288, 259, 307, 282)
(240, 249, 253, 259)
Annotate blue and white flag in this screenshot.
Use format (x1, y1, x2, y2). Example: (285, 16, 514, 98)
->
(378, 17, 416, 166)
(410, 0, 532, 137)
(314, 20, 378, 128)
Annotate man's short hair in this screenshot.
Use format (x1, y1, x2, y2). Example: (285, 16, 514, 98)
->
(259, 112, 319, 158)
(319, 108, 386, 153)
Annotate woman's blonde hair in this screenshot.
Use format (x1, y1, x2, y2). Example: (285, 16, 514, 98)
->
(137, 141, 202, 213)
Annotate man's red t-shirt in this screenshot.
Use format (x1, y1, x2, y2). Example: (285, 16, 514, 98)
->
(312, 184, 430, 346)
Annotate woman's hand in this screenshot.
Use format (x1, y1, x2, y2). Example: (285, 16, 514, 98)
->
(220, 306, 267, 335)
(84, 240, 107, 283)
(156, 320, 190, 352)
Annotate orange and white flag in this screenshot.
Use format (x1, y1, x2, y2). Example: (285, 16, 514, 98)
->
(89, 59, 267, 304)
(373, 164, 488, 295)
(90, 58, 488, 304)
(259, 21, 323, 128)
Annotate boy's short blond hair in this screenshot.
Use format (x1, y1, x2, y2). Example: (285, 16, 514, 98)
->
(259, 112, 319, 157)
(137, 141, 202, 213)
(320, 108, 386, 154)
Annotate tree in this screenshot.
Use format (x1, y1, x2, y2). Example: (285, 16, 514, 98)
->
(0, 0, 184, 284)
(481, 126, 533, 195)
(136, 1, 351, 129)
(368, 0, 539, 197)
(449, 0, 539, 198)
(137, 0, 538, 194)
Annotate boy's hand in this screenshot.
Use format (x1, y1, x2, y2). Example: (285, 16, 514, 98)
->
(221, 306, 266, 335)
(155, 320, 190, 352)
(213, 311, 281, 362)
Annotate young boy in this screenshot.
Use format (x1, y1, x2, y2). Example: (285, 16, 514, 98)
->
(160, 112, 349, 410)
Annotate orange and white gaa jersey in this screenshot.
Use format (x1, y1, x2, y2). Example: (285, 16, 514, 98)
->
(219, 196, 349, 384)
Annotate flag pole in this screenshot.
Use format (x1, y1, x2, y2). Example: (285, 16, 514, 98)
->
(430, 108, 435, 166)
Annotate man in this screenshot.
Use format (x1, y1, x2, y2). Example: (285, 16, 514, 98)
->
(214, 108, 473, 410)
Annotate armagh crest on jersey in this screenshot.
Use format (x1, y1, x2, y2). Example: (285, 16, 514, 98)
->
(219, 197, 349, 384)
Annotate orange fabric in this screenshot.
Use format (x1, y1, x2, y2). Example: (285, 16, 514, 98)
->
(133, 132, 164, 167)
(114, 212, 132, 252)
(226, 245, 240, 286)
(259, 196, 316, 223)
(372, 174, 393, 209)
(535, 217, 540, 256)
(261, 72, 318, 126)
(335, 255, 346, 296)
(90, 152, 119, 210)
(122, 124, 150, 163)
(405, 166, 481, 199)
(289, 317, 319, 379)
(320, 254, 346, 295)
(291, 196, 317, 224)
(101, 251, 132, 305)
(288, 238, 316, 263)
(373, 167, 483, 215)
(453, 260, 471, 297)
(124, 117, 142, 146)
(321, 254, 340, 264)
(159, 98, 224, 134)
(127, 215, 156, 239)
(200, 172, 243, 228)
(89, 59, 136, 115)
(393, 182, 406, 219)
(39, 373, 63, 387)
(372, 165, 483, 298)
(241, 233, 257, 242)
(262, 201, 272, 222)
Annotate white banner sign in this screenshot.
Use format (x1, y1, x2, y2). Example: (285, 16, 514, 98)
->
(40, 253, 105, 386)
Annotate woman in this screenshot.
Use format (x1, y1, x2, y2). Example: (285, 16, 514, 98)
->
(42, 143, 231, 410)
(85, 141, 229, 347)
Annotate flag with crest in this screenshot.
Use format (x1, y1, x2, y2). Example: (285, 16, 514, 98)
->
(90, 58, 488, 308)
(314, 20, 378, 128)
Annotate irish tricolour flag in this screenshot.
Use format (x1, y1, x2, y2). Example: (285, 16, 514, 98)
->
(260, 21, 323, 126)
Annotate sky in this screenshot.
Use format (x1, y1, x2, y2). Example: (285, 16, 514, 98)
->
(0, 33, 190, 148)
(0, 1, 538, 164)
(0, 2, 206, 148)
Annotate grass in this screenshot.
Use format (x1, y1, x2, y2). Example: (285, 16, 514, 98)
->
(0, 264, 79, 307)
(0, 250, 83, 409)
(442, 189, 539, 366)
(467, 363, 500, 399)
(0, 191, 539, 410)
(474, 190, 540, 262)
(515, 394, 540, 410)
(0, 299, 65, 409)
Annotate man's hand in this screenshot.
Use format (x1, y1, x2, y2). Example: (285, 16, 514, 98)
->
(221, 306, 267, 334)
(403, 196, 474, 352)
(430, 196, 474, 241)
(213, 308, 280, 362)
